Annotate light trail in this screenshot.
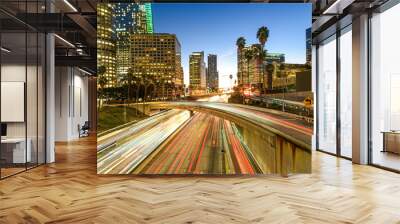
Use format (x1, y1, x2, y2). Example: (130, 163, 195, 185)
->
(140, 113, 259, 174)
(97, 110, 190, 174)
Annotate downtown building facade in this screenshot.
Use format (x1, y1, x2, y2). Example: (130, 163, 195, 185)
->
(237, 44, 265, 91)
(189, 51, 207, 95)
(97, 3, 154, 88)
(306, 28, 312, 65)
(130, 34, 184, 97)
(237, 41, 310, 93)
(97, 3, 116, 88)
(114, 3, 153, 83)
(265, 53, 285, 64)
(207, 54, 219, 91)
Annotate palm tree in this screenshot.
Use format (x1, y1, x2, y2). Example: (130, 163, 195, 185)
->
(254, 45, 267, 91)
(138, 73, 154, 114)
(236, 37, 246, 87)
(156, 78, 166, 101)
(243, 48, 254, 104)
(123, 68, 136, 101)
(257, 26, 269, 93)
(256, 26, 269, 50)
(97, 65, 108, 108)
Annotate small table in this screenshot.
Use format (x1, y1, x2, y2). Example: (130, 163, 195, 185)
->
(382, 131, 400, 154)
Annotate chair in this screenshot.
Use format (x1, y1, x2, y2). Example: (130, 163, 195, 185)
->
(79, 121, 90, 138)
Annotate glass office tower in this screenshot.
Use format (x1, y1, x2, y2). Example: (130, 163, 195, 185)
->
(97, 3, 116, 88)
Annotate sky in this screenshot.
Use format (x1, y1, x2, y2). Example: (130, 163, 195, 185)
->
(152, 3, 311, 88)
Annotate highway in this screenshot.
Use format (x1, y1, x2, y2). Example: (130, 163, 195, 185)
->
(136, 112, 261, 175)
(97, 109, 191, 174)
(98, 96, 313, 175)
(155, 101, 312, 147)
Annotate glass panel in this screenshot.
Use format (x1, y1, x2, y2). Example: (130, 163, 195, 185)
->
(339, 26, 352, 158)
(371, 3, 400, 171)
(317, 35, 337, 154)
(27, 31, 38, 169)
(1, 30, 28, 177)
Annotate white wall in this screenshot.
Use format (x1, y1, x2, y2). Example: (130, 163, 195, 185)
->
(55, 67, 89, 141)
(1, 63, 46, 164)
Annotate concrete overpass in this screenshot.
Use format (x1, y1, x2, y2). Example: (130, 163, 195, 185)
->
(103, 101, 313, 175)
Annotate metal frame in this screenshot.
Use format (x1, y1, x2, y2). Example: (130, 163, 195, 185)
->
(336, 22, 341, 157)
(315, 32, 338, 156)
(316, 0, 400, 170)
(367, 0, 400, 172)
(315, 20, 353, 161)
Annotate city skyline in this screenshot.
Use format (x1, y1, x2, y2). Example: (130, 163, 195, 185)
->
(153, 3, 311, 88)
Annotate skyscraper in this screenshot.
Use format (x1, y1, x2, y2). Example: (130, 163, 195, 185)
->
(237, 44, 264, 88)
(207, 54, 219, 91)
(130, 33, 184, 97)
(114, 3, 154, 81)
(306, 27, 312, 65)
(189, 51, 206, 95)
(97, 3, 116, 88)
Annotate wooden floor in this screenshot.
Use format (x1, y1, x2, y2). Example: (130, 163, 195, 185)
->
(1, 136, 400, 223)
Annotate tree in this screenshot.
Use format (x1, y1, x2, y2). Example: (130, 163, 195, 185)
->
(123, 68, 136, 101)
(97, 65, 108, 108)
(236, 37, 246, 87)
(243, 48, 254, 104)
(137, 73, 154, 115)
(256, 26, 269, 50)
(156, 78, 166, 100)
(257, 26, 269, 93)
(254, 45, 267, 91)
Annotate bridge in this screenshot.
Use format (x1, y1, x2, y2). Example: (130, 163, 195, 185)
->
(99, 101, 313, 176)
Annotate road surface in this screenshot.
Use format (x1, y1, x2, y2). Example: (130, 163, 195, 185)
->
(98, 99, 313, 175)
(97, 110, 190, 174)
(137, 112, 261, 175)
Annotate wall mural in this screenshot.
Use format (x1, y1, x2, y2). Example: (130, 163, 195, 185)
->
(97, 3, 312, 175)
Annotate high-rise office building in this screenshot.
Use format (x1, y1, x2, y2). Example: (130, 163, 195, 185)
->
(237, 44, 264, 88)
(114, 3, 154, 82)
(97, 4, 116, 88)
(207, 54, 219, 91)
(114, 3, 153, 35)
(189, 51, 206, 95)
(130, 33, 184, 96)
(306, 27, 312, 65)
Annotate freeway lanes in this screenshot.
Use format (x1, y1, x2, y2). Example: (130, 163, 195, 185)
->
(97, 109, 191, 174)
(155, 101, 313, 147)
(137, 112, 261, 175)
(98, 99, 313, 175)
